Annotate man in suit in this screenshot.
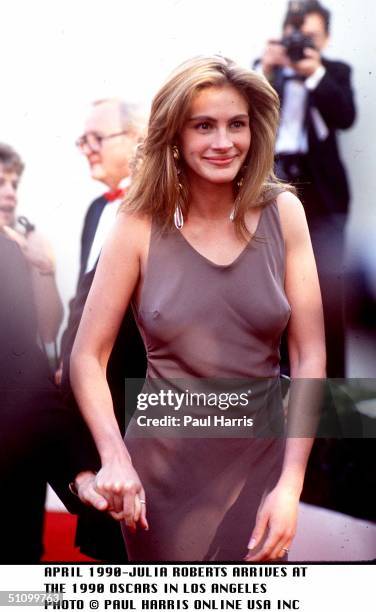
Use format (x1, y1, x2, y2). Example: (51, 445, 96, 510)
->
(58, 98, 147, 561)
(0, 142, 63, 344)
(257, 1, 368, 520)
(0, 234, 103, 562)
(258, 0, 356, 377)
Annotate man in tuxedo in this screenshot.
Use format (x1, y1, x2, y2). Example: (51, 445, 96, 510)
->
(258, 0, 356, 377)
(59, 99, 147, 561)
(257, 2, 370, 520)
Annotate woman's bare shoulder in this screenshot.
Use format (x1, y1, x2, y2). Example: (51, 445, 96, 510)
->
(117, 209, 152, 233)
(111, 210, 151, 248)
(275, 190, 310, 245)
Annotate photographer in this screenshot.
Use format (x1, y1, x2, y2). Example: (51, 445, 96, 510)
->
(0, 143, 63, 345)
(0, 232, 108, 562)
(257, 0, 356, 377)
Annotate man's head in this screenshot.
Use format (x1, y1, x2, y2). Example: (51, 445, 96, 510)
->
(76, 99, 144, 190)
(283, 1, 330, 52)
(0, 143, 24, 227)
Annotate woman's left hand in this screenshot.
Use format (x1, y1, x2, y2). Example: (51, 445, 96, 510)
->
(244, 484, 300, 561)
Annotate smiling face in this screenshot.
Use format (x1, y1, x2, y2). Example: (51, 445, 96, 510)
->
(179, 85, 251, 188)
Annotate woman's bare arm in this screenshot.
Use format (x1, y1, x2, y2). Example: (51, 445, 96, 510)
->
(246, 191, 326, 561)
(70, 211, 150, 529)
(278, 190, 326, 488)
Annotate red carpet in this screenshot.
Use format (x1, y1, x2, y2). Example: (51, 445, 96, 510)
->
(42, 511, 95, 562)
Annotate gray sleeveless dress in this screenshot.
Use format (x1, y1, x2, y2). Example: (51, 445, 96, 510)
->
(123, 202, 291, 561)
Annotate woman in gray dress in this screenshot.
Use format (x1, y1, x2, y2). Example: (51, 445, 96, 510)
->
(71, 56, 325, 561)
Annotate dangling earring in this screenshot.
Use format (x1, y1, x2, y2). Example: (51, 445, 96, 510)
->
(229, 200, 239, 222)
(230, 176, 245, 222)
(174, 203, 184, 229)
(172, 145, 184, 230)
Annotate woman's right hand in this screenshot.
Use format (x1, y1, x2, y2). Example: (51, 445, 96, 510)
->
(95, 456, 149, 533)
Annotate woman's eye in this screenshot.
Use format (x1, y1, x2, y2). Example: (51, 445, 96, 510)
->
(195, 122, 211, 131)
(231, 120, 246, 129)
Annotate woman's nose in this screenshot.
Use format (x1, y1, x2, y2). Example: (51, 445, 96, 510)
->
(212, 128, 232, 149)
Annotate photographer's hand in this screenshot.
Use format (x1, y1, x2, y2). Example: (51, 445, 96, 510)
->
(1, 225, 55, 274)
(292, 47, 323, 78)
(261, 40, 290, 79)
(2, 224, 63, 342)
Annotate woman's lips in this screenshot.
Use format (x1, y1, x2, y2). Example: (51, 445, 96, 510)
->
(204, 157, 236, 166)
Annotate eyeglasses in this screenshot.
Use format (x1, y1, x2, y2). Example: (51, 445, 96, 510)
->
(75, 130, 128, 153)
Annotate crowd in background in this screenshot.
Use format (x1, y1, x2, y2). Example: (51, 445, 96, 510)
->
(0, 0, 375, 563)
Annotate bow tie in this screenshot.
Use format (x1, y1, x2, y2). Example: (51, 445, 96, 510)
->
(104, 188, 125, 202)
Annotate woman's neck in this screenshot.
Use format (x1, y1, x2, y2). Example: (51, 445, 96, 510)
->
(188, 178, 235, 221)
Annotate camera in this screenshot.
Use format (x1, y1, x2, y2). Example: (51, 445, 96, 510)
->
(281, 31, 316, 62)
(15, 215, 35, 235)
(281, 0, 317, 62)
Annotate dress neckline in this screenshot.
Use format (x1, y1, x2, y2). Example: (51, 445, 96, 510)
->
(175, 204, 268, 269)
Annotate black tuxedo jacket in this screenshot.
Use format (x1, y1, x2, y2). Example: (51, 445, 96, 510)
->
(61, 194, 146, 425)
(270, 58, 356, 216)
(60, 195, 106, 356)
(0, 235, 92, 562)
(78, 195, 107, 286)
(60, 194, 147, 561)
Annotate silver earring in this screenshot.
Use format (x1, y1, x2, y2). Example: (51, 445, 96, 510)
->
(174, 203, 184, 229)
(172, 145, 184, 229)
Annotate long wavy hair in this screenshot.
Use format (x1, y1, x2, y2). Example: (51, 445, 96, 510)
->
(124, 55, 290, 236)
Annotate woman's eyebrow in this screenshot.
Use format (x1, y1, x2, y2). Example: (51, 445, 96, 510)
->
(187, 113, 249, 122)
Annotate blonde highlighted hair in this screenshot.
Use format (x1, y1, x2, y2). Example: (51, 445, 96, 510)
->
(124, 55, 290, 235)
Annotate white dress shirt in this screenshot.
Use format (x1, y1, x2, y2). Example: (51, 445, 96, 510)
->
(85, 177, 131, 273)
(275, 64, 328, 155)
